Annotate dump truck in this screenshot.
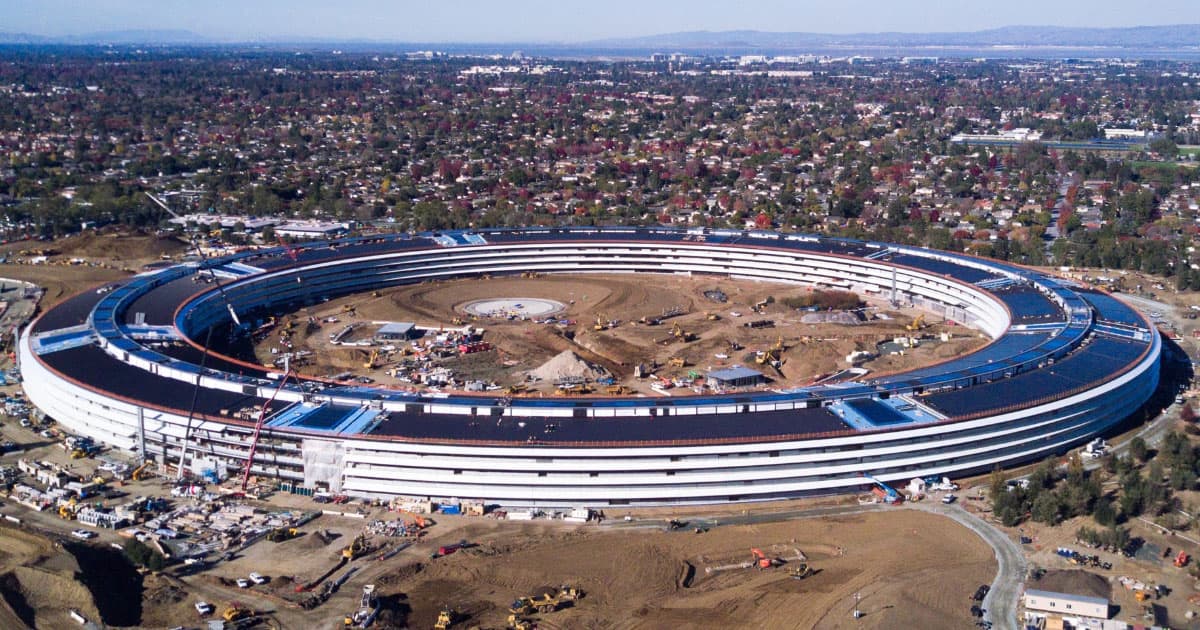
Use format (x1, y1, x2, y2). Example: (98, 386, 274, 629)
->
(508, 585, 583, 615)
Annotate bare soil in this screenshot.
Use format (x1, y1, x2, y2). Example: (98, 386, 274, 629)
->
(360, 509, 995, 630)
(253, 274, 986, 396)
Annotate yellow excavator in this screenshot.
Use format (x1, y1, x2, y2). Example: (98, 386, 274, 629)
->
(433, 608, 455, 629)
(342, 533, 369, 560)
(131, 462, 151, 481)
(223, 604, 252, 622)
(363, 349, 380, 370)
(756, 337, 785, 365)
(905, 314, 926, 332)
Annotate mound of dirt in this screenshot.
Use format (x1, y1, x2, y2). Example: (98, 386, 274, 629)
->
(7, 565, 102, 626)
(528, 350, 610, 382)
(1035, 569, 1111, 601)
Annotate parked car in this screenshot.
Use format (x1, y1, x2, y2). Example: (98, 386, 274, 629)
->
(70, 529, 96, 540)
(236, 578, 251, 588)
(942, 494, 957, 504)
(194, 601, 214, 616)
(249, 572, 268, 585)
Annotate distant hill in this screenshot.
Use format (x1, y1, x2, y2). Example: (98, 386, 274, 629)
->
(0, 29, 210, 45)
(586, 25, 1200, 51)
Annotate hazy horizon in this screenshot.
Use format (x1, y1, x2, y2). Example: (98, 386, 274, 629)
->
(6, 0, 1200, 44)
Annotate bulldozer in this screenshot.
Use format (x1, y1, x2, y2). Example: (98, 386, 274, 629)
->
(668, 357, 687, 368)
(507, 613, 534, 630)
(342, 533, 369, 560)
(705, 312, 720, 321)
(433, 608, 455, 629)
(789, 563, 814, 579)
(267, 527, 299, 543)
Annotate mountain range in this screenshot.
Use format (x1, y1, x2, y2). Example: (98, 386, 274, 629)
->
(1, 24, 1199, 52)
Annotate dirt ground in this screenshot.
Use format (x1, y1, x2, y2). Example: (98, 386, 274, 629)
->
(252, 274, 986, 395)
(0, 525, 105, 630)
(356, 509, 994, 630)
(201, 507, 993, 630)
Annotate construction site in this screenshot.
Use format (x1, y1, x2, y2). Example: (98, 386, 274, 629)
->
(7, 231, 1200, 629)
(245, 273, 985, 397)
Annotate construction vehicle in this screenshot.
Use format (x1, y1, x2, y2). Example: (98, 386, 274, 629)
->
(669, 322, 696, 342)
(434, 608, 455, 630)
(668, 357, 687, 368)
(1176, 550, 1190, 567)
(863, 473, 904, 505)
(131, 462, 151, 481)
(509, 594, 561, 616)
(223, 604, 252, 622)
(363, 349, 381, 370)
(370, 291, 381, 298)
(906, 314, 926, 332)
(342, 304, 356, 315)
(756, 337, 784, 365)
(507, 614, 534, 630)
(520, 271, 539, 278)
(751, 548, 777, 570)
(752, 297, 773, 313)
(790, 563, 814, 579)
(342, 533, 369, 560)
(58, 498, 78, 520)
(70, 447, 88, 459)
(605, 384, 630, 395)
(267, 527, 299, 542)
(344, 584, 379, 628)
(705, 312, 720, 320)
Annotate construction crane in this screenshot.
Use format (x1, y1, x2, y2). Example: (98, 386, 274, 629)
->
(277, 236, 299, 263)
(240, 367, 294, 491)
(147, 192, 249, 481)
(862, 473, 904, 505)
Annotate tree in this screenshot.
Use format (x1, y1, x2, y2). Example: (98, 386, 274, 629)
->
(1093, 497, 1117, 527)
(123, 538, 165, 571)
(1130, 437, 1149, 463)
(1032, 492, 1062, 524)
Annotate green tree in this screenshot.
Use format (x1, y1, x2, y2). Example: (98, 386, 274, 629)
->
(1130, 437, 1149, 463)
(1032, 492, 1062, 524)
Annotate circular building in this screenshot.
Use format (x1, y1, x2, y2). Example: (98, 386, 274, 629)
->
(19, 227, 1161, 506)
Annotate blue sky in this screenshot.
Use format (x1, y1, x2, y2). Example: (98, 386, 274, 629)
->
(6, 0, 1200, 42)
